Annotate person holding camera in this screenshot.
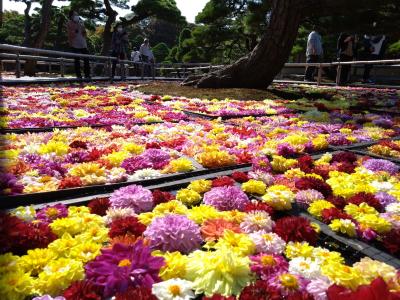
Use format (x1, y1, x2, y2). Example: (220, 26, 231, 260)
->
(67, 10, 90, 79)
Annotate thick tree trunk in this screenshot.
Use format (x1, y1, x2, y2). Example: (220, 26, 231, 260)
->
(183, 0, 305, 88)
(54, 12, 65, 50)
(24, 0, 54, 76)
(100, 0, 117, 56)
(22, 0, 32, 47)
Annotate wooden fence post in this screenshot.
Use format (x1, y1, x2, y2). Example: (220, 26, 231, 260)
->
(16, 52, 21, 78)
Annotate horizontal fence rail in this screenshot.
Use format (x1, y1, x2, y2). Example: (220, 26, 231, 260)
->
(1, 43, 400, 85)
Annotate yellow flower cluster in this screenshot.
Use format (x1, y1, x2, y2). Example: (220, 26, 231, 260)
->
(307, 200, 335, 218)
(271, 155, 298, 172)
(321, 262, 367, 290)
(167, 157, 195, 173)
(329, 219, 357, 237)
(241, 179, 267, 195)
(105, 151, 130, 167)
(38, 140, 69, 156)
(196, 150, 236, 168)
(214, 230, 255, 256)
(326, 170, 377, 198)
(176, 188, 202, 206)
(153, 251, 189, 280)
(187, 179, 212, 194)
(262, 185, 295, 210)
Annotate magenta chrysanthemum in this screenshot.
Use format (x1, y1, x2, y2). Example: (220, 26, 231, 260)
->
(85, 241, 164, 297)
(109, 185, 154, 213)
(267, 271, 308, 297)
(250, 253, 288, 280)
(36, 203, 68, 223)
(143, 214, 202, 254)
(203, 186, 250, 211)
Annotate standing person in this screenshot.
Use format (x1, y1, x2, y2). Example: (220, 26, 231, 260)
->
(304, 27, 323, 82)
(362, 34, 386, 83)
(337, 33, 355, 84)
(140, 38, 153, 76)
(130, 47, 141, 76)
(111, 23, 129, 80)
(67, 10, 90, 79)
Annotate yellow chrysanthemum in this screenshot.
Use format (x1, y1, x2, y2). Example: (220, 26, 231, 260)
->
(322, 262, 367, 290)
(69, 242, 102, 262)
(307, 200, 335, 218)
(214, 230, 255, 256)
(187, 179, 212, 194)
(138, 212, 159, 226)
(36, 258, 84, 296)
(353, 257, 397, 285)
(311, 247, 344, 265)
(176, 188, 202, 206)
(153, 200, 189, 216)
(154, 251, 189, 280)
(329, 219, 357, 237)
(218, 210, 246, 224)
(344, 203, 378, 218)
(262, 185, 295, 210)
(68, 206, 91, 216)
(38, 140, 69, 156)
(314, 153, 332, 166)
(68, 162, 105, 177)
(187, 205, 221, 224)
(105, 151, 130, 167)
(270, 155, 298, 172)
(18, 248, 57, 276)
(312, 135, 329, 150)
(168, 158, 195, 172)
(327, 171, 377, 198)
(11, 205, 36, 221)
(123, 143, 145, 155)
(0, 270, 33, 300)
(185, 248, 251, 297)
(241, 179, 267, 195)
(285, 242, 314, 259)
(0, 253, 19, 275)
(357, 214, 392, 234)
(75, 225, 109, 244)
(196, 150, 236, 168)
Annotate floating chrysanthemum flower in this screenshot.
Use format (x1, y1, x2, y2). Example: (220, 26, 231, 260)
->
(109, 216, 146, 238)
(353, 257, 397, 285)
(362, 158, 399, 175)
(144, 214, 202, 254)
(176, 188, 202, 206)
(240, 211, 274, 234)
(187, 179, 212, 194)
(203, 186, 250, 211)
(185, 248, 252, 297)
(0, 270, 34, 300)
(187, 205, 221, 225)
(308, 200, 335, 219)
(85, 241, 164, 297)
(274, 216, 318, 245)
(306, 278, 331, 300)
(109, 185, 154, 213)
(18, 248, 57, 276)
(249, 231, 286, 254)
(250, 253, 288, 279)
(296, 189, 325, 208)
(36, 203, 68, 223)
(214, 230, 255, 256)
(262, 185, 295, 210)
(152, 278, 195, 300)
(288, 257, 324, 280)
(241, 179, 267, 195)
(321, 262, 367, 290)
(153, 251, 189, 280)
(267, 272, 308, 297)
(328, 219, 357, 237)
(62, 279, 103, 300)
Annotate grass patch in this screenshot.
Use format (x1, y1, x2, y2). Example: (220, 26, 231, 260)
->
(135, 81, 280, 100)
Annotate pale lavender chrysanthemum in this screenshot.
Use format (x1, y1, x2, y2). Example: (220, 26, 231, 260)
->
(141, 149, 171, 169)
(375, 192, 397, 207)
(306, 278, 331, 300)
(109, 184, 153, 213)
(381, 213, 400, 230)
(203, 186, 250, 211)
(144, 214, 202, 254)
(32, 296, 65, 300)
(248, 171, 274, 186)
(363, 159, 399, 175)
(240, 211, 274, 234)
(295, 189, 324, 208)
(249, 231, 286, 254)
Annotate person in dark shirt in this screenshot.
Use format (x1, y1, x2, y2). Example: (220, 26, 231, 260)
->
(111, 23, 129, 80)
(337, 33, 355, 84)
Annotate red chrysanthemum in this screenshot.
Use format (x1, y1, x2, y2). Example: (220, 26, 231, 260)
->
(379, 140, 400, 152)
(348, 193, 383, 212)
(69, 140, 88, 149)
(335, 161, 356, 173)
(274, 216, 317, 245)
(109, 216, 146, 239)
(312, 164, 331, 179)
(145, 142, 161, 149)
(298, 155, 314, 173)
(63, 280, 103, 300)
(244, 202, 274, 216)
(232, 172, 250, 183)
(86, 148, 102, 161)
(295, 177, 332, 197)
(203, 295, 236, 300)
(238, 280, 281, 300)
(115, 287, 157, 300)
(152, 189, 175, 206)
(382, 229, 400, 255)
(326, 277, 400, 300)
(58, 176, 83, 189)
(88, 197, 111, 216)
(331, 152, 358, 164)
(212, 176, 236, 187)
(321, 207, 352, 224)
(326, 195, 347, 210)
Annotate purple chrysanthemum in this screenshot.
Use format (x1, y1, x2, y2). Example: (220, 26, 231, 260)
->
(250, 253, 288, 280)
(64, 151, 90, 163)
(141, 149, 170, 169)
(143, 214, 202, 254)
(109, 185, 154, 213)
(203, 186, 250, 211)
(252, 157, 272, 173)
(363, 159, 399, 175)
(0, 173, 24, 195)
(36, 204, 68, 223)
(37, 161, 67, 178)
(121, 156, 153, 174)
(85, 241, 164, 297)
(375, 192, 397, 207)
(295, 189, 324, 208)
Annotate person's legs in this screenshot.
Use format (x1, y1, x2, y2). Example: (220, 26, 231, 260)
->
(363, 54, 378, 82)
(111, 51, 118, 78)
(81, 48, 91, 78)
(71, 48, 82, 78)
(305, 55, 317, 81)
(120, 53, 126, 80)
(339, 54, 352, 84)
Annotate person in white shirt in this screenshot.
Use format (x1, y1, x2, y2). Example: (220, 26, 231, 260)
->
(130, 48, 141, 76)
(139, 39, 155, 76)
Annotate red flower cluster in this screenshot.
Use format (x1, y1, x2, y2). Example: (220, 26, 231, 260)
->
(327, 195, 347, 209)
(88, 197, 110, 216)
(298, 155, 314, 173)
(321, 207, 352, 223)
(379, 140, 400, 152)
(115, 287, 157, 300)
(382, 229, 400, 255)
(0, 213, 57, 255)
(212, 176, 235, 187)
(244, 202, 274, 216)
(295, 177, 332, 197)
(348, 193, 382, 212)
(69, 140, 88, 149)
(332, 151, 358, 164)
(238, 280, 280, 300)
(274, 216, 317, 245)
(152, 190, 175, 205)
(109, 216, 146, 238)
(232, 172, 249, 183)
(63, 280, 103, 300)
(146, 142, 161, 149)
(58, 176, 83, 190)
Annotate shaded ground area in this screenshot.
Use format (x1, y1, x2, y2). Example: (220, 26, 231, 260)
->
(136, 81, 279, 100)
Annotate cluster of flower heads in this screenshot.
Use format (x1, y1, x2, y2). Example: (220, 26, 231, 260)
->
(2, 171, 400, 299)
(369, 139, 400, 159)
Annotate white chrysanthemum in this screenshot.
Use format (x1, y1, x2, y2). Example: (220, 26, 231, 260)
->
(152, 278, 195, 300)
(288, 257, 323, 280)
(103, 207, 136, 224)
(105, 167, 127, 183)
(385, 202, 400, 214)
(371, 180, 393, 192)
(249, 231, 286, 254)
(306, 278, 331, 300)
(240, 211, 274, 233)
(129, 168, 162, 180)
